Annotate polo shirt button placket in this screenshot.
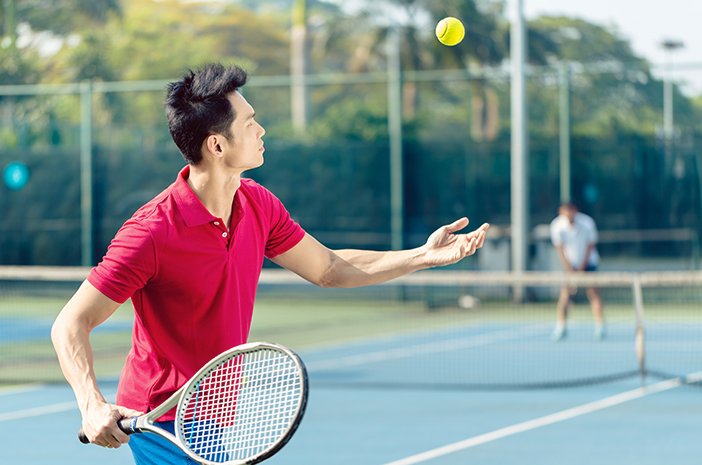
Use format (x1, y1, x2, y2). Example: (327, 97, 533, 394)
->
(223, 230, 231, 250)
(213, 220, 229, 246)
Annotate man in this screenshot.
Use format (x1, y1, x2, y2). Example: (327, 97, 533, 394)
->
(51, 63, 489, 464)
(549, 202, 604, 341)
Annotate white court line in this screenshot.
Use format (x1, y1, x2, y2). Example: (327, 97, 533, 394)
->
(381, 374, 701, 465)
(308, 324, 548, 371)
(0, 392, 116, 423)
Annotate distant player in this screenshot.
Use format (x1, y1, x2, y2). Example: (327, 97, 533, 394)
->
(51, 62, 489, 465)
(550, 202, 604, 341)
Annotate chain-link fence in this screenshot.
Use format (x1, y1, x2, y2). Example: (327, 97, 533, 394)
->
(0, 64, 700, 267)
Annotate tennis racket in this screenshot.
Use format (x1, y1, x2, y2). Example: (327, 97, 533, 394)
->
(78, 341, 308, 465)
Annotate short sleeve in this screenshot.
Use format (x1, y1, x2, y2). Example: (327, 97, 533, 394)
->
(587, 217, 598, 244)
(261, 191, 305, 259)
(87, 220, 157, 303)
(550, 218, 563, 246)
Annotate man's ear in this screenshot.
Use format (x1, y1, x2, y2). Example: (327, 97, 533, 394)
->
(203, 134, 224, 159)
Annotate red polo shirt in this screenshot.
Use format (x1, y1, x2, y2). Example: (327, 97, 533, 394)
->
(87, 166, 305, 420)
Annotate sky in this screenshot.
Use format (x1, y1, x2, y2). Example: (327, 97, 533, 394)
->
(515, 0, 702, 95)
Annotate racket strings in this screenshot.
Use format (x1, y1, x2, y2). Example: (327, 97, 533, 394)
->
(179, 348, 303, 463)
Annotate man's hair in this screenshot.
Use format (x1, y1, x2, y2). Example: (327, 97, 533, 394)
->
(164, 63, 248, 164)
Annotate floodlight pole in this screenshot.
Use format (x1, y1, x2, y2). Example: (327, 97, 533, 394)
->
(510, 0, 529, 301)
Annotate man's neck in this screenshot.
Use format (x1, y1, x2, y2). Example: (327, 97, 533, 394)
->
(186, 164, 242, 230)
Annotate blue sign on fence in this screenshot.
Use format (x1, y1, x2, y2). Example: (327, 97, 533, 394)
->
(3, 161, 30, 190)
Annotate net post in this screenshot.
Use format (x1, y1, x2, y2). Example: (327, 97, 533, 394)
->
(632, 275, 646, 387)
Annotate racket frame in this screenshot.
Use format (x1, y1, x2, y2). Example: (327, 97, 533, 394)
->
(174, 342, 308, 465)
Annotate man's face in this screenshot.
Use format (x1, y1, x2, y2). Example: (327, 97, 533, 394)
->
(218, 91, 266, 172)
(559, 205, 577, 223)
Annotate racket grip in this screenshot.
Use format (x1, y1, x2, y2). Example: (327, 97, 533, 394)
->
(77, 417, 138, 444)
(78, 429, 90, 444)
(119, 417, 138, 434)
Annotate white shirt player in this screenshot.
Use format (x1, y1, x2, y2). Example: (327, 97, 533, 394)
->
(550, 211, 599, 269)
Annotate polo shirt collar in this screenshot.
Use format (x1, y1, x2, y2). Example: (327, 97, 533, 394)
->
(173, 165, 217, 227)
(172, 165, 249, 227)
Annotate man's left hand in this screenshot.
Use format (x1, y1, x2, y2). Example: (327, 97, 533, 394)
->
(421, 218, 489, 267)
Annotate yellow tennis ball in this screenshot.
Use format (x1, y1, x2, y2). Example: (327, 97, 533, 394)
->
(435, 17, 465, 46)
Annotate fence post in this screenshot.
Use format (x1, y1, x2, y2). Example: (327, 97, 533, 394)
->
(80, 81, 93, 266)
(387, 27, 403, 251)
(558, 63, 571, 203)
(290, 0, 308, 134)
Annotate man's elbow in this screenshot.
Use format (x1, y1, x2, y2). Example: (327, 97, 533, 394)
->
(308, 251, 346, 288)
(50, 313, 70, 349)
(315, 270, 341, 289)
(51, 309, 86, 349)
(315, 266, 365, 289)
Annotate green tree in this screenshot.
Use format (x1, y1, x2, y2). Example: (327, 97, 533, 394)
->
(297, 0, 510, 141)
(15, 0, 121, 36)
(528, 16, 698, 138)
(41, 0, 289, 127)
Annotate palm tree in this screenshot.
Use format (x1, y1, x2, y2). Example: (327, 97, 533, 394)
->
(305, 0, 508, 140)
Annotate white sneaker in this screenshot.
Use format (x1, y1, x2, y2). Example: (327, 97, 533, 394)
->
(551, 327, 566, 342)
(594, 326, 604, 341)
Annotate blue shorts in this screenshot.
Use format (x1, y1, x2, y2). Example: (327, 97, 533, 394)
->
(128, 421, 195, 465)
(128, 420, 230, 465)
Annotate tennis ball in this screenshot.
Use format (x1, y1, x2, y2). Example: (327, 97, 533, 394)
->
(435, 17, 465, 46)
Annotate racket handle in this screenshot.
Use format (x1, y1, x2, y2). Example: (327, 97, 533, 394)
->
(77, 417, 138, 444)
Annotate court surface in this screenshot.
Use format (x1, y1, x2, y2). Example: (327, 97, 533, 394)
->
(1, 322, 700, 465)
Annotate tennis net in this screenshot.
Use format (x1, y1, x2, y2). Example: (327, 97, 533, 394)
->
(253, 269, 702, 389)
(1, 266, 700, 389)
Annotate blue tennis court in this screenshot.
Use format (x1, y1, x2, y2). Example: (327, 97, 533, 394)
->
(1, 316, 700, 465)
(0, 318, 133, 343)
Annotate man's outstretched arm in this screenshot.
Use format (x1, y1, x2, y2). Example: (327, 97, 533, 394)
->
(272, 218, 489, 288)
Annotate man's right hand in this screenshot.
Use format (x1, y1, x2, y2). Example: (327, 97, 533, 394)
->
(82, 401, 143, 449)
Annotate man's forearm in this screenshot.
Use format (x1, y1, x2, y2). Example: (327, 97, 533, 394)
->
(578, 244, 596, 271)
(555, 246, 573, 271)
(52, 281, 142, 446)
(51, 281, 120, 415)
(323, 221, 487, 288)
(273, 221, 488, 289)
(321, 247, 427, 288)
(51, 314, 106, 415)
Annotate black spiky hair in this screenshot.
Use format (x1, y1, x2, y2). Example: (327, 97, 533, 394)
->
(165, 63, 248, 164)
